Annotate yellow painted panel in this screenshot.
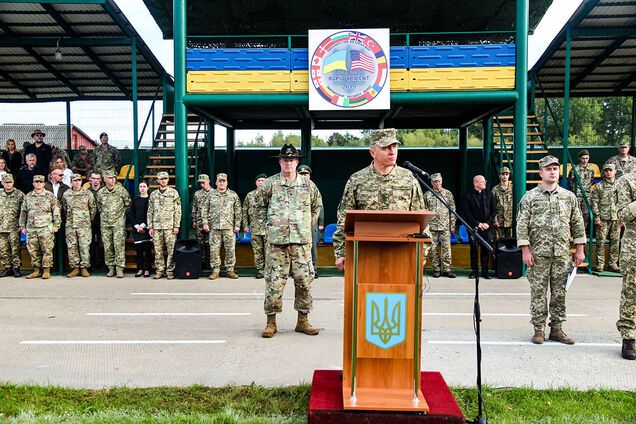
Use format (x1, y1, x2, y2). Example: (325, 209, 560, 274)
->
(187, 71, 291, 93)
(291, 70, 308, 93)
(390, 69, 409, 92)
(409, 67, 515, 91)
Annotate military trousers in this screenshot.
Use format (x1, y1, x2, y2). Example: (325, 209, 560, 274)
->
(195, 227, 210, 267)
(617, 267, 636, 339)
(26, 227, 54, 269)
(595, 219, 620, 269)
(0, 230, 21, 269)
(494, 226, 513, 240)
(153, 229, 177, 274)
(250, 234, 266, 273)
(577, 195, 591, 232)
(311, 226, 319, 267)
(66, 227, 92, 268)
(210, 229, 236, 272)
(264, 243, 314, 315)
(526, 254, 570, 329)
(101, 224, 126, 268)
(428, 229, 452, 272)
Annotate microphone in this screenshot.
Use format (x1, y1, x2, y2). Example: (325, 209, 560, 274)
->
(402, 161, 430, 179)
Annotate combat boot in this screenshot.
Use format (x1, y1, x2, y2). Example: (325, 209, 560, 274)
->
(67, 268, 80, 278)
(261, 314, 277, 338)
(106, 266, 116, 277)
(41, 267, 51, 279)
(153, 272, 163, 280)
(227, 270, 239, 279)
(208, 271, 220, 280)
(26, 267, 41, 279)
(531, 329, 545, 344)
(295, 312, 319, 335)
(548, 324, 575, 345)
(621, 339, 635, 360)
(116, 267, 124, 278)
(166, 272, 175, 280)
(13, 268, 21, 278)
(609, 265, 621, 273)
(255, 271, 264, 279)
(0, 267, 14, 277)
(80, 268, 90, 277)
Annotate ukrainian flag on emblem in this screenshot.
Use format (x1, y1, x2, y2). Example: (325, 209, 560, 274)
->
(323, 50, 348, 73)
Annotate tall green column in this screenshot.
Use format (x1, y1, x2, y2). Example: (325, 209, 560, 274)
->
(227, 128, 235, 188)
(483, 118, 493, 180)
(131, 36, 139, 195)
(301, 118, 312, 166)
(459, 127, 468, 201)
(513, 0, 529, 210)
(206, 119, 215, 177)
(65, 101, 71, 152)
(560, 25, 572, 188)
(174, 0, 188, 237)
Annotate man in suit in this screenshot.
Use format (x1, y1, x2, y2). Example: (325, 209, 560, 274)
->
(463, 175, 496, 279)
(45, 168, 70, 201)
(45, 168, 69, 271)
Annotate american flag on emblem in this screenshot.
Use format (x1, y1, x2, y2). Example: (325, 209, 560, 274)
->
(350, 50, 375, 72)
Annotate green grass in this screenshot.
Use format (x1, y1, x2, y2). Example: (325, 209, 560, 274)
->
(1, 384, 634, 423)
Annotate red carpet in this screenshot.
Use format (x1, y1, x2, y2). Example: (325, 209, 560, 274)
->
(308, 370, 464, 423)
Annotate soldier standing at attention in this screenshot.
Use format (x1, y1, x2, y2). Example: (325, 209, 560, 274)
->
(591, 163, 621, 274)
(492, 166, 514, 240)
(424, 173, 456, 278)
(62, 174, 96, 278)
(0, 174, 25, 277)
(568, 149, 595, 230)
(607, 141, 636, 179)
(19, 175, 61, 279)
(148, 171, 181, 280)
(517, 155, 586, 345)
(96, 170, 130, 278)
(191, 174, 212, 268)
(257, 144, 322, 338)
(87, 171, 105, 270)
(297, 165, 324, 278)
(242, 173, 268, 279)
(615, 166, 636, 360)
(90, 132, 121, 175)
(202, 173, 241, 280)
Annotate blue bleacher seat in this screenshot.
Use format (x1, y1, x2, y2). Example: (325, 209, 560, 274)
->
(322, 223, 337, 244)
(458, 225, 469, 243)
(450, 231, 457, 244)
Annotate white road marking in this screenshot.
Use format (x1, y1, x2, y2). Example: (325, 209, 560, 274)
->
(424, 292, 529, 296)
(20, 340, 227, 345)
(130, 292, 263, 296)
(86, 312, 251, 316)
(427, 340, 621, 347)
(422, 313, 586, 317)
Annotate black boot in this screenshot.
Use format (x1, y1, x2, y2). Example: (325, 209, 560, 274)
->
(0, 268, 13, 277)
(13, 268, 21, 278)
(622, 339, 636, 360)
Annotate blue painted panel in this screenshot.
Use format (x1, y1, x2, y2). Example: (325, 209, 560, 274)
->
(409, 44, 515, 68)
(389, 46, 408, 69)
(291, 48, 309, 70)
(187, 48, 290, 71)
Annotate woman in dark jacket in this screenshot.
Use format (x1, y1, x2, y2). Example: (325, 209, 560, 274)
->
(128, 179, 153, 277)
(3, 138, 23, 179)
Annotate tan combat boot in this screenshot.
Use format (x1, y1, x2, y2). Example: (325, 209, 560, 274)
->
(261, 314, 277, 338)
(295, 312, 320, 335)
(208, 271, 220, 280)
(531, 329, 545, 344)
(548, 324, 575, 345)
(116, 267, 124, 278)
(26, 267, 41, 279)
(106, 266, 116, 277)
(227, 270, 239, 279)
(67, 268, 80, 278)
(166, 272, 175, 280)
(153, 272, 163, 280)
(41, 267, 51, 279)
(81, 268, 90, 277)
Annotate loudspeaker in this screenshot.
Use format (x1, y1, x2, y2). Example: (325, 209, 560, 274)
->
(174, 239, 201, 279)
(495, 238, 522, 279)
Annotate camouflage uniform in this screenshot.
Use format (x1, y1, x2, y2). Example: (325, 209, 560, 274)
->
(19, 189, 61, 269)
(62, 187, 96, 269)
(148, 187, 181, 274)
(607, 154, 636, 179)
(423, 187, 455, 273)
(96, 183, 131, 269)
(242, 188, 268, 274)
(615, 172, 636, 340)
(568, 163, 595, 230)
(201, 189, 241, 272)
(90, 144, 121, 174)
(258, 173, 322, 315)
(591, 179, 620, 270)
(517, 185, 586, 330)
(191, 187, 211, 266)
(492, 182, 514, 239)
(0, 187, 25, 269)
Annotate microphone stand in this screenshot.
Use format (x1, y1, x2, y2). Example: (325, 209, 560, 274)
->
(410, 171, 492, 424)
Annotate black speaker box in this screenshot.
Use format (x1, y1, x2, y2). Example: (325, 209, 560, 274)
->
(174, 239, 201, 279)
(495, 238, 522, 279)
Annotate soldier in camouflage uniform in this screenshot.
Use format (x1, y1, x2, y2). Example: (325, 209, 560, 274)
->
(568, 149, 596, 231)
(492, 166, 514, 240)
(607, 141, 636, 179)
(19, 175, 61, 279)
(297, 165, 325, 278)
(0, 174, 25, 277)
(591, 163, 621, 273)
(191, 174, 212, 268)
(517, 155, 586, 345)
(333, 129, 431, 271)
(242, 173, 268, 279)
(615, 168, 636, 360)
(257, 144, 322, 338)
(62, 173, 96, 277)
(96, 170, 130, 278)
(90, 132, 121, 174)
(201, 173, 241, 280)
(423, 173, 456, 278)
(148, 171, 181, 280)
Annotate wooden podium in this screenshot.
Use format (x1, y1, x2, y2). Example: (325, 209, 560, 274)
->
(342, 210, 434, 412)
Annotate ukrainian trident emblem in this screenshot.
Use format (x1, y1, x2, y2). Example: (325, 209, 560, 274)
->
(365, 293, 406, 349)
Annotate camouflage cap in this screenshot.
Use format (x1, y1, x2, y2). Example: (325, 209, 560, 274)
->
(33, 175, 45, 182)
(603, 162, 616, 170)
(255, 173, 267, 180)
(538, 155, 560, 168)
(297, 164, 312, 174)
(198, 174, 210, 182)
(216, 173, 227, 181)
(499, 166, 511, 174)
(619, 141, 630, 148)
(369, 128, 401, 147)
(102, 170, 116, 178)
(578, 149, 590, 157)
(2, 173, 13, 183)
(71, 173, 82, 181)
(430, 173, 442, 181)
(156, 171, 170, 180)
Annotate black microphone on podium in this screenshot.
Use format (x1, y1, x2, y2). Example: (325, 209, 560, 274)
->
(402, 161, 430, 179)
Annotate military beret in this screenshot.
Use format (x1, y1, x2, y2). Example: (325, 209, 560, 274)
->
(102, 170, 116, 178)
(499, 166, 511, 174)
(255, 173, 267, 180)
(369, 128, 401, 147)
(430, 173, 442, 181)
(2, 174, 13, 183)
(71, 173, 82, 181)
(198, 174, 210, 182)
(603, 163, 616, 170)
(619, 141, 630, 148)
(297, 165, 312, 174)
(538, 155, 560, 168)
(100, 132, 108, 138)
(156, 171, 170, 180)
(577, 149, 590, 157)
(216, 173, 227, 181)
(33, 175, 45, 182)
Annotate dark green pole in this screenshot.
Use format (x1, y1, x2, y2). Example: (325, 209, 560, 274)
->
(227, 128, 235, 188)
(206, 119, 215, 177)
(484, 118, 493, 180)
(513, 0, 529, 210)
(631, 96, 635, 150)
(174, 0, 188, 237)
(459, 126, 468, 201)
(131, 36, 139, 195)
(528, 71, 536, 113)
(301, 118, 312, 166)
(560, 25, 571, 188)
(65, 101, 71, 152)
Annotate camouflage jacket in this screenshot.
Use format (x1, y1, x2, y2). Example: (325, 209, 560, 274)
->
(0, 188, 25, 232)
(90, 143, 121, 173)
(423, 188, 455, 231)
(567, 163, 595, 197)
(333, 163, 425, 259)
(201, 189, 241, 230)
(191, 188, 211, 228)
(517, 185, 586, 257)
(607, 154, 636, 179)
(19, 189, 61, 230)
(491, 182, 514, 228)
(70, 153, 93, 174)
(62, 188, 96, 229)
(147, 187, 181, 230)
(590, 179, 618, 221)
(616, 173, 636, 263)
(241, 189, 267, 236)
(96, 184, 131, 227)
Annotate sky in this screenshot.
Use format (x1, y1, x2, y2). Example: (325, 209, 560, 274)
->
(0, 0, 584, 149)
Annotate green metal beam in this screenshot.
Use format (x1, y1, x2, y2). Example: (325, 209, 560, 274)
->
(174, 0, 188, 238)
(560, 25, 572, 189)
(301, 118, 312, 166)
(206, 119, 215, 177)
(458, 127, 468, 201)
(227, 128, 236, 188)
(513, 0, 528, 211)
(483, 118, 493, 180)
(632, 96, 635, 150)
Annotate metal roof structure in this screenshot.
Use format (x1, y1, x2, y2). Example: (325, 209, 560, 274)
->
(0, 0, 169, 101)
(533, 0, 636, 97)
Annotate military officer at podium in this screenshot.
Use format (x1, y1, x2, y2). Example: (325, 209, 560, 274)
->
(333, 128, 430, 271)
